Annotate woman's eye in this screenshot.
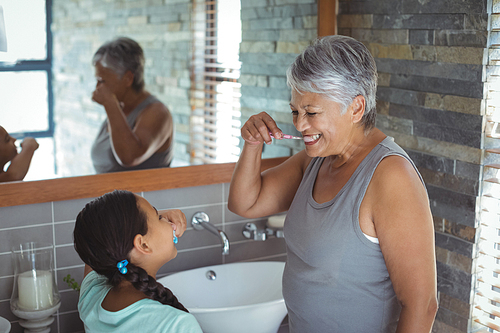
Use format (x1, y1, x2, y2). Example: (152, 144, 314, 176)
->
(159, 214, 164, 220)
(306, 112, 317, 116)
(291, 111, 298, 116)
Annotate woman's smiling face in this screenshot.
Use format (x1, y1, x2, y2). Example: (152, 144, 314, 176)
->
(290, 90, 355, 158)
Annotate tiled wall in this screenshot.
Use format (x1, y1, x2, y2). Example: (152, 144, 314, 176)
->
(0, 183, 286, 333)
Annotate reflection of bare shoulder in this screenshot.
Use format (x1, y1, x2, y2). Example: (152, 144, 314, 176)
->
(139, 101, 170, 119)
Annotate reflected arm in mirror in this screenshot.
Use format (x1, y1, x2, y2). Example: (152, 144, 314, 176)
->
(0, 137, 39, 182)
(92, 79, 173, 168)
(106, 99, 173, 167)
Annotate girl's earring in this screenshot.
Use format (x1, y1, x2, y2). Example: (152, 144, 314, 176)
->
(173, 230, 178, 244)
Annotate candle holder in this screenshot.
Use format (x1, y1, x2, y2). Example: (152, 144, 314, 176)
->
(10, 242, 61, 333)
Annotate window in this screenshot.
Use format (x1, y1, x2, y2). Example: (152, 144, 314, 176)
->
(190, 0, 242, 164)
(0, 0, 55, 179)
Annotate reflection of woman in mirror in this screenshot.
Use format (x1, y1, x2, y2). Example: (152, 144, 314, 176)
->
(0, 126, 39, 182)
(91, 37, 173, 173)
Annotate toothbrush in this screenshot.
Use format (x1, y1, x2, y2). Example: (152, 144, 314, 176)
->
(269, 131, 302, 140)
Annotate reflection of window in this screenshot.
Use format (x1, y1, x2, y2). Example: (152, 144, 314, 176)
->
(0, 0, 55, 179)
(190, 0, 241, 164)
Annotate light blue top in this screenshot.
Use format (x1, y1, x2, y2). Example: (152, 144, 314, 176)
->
(78, 271, 202, 333)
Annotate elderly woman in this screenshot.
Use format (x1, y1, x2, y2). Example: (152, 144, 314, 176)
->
(228, 35, 438, 332)
(91, 37, 173, 173)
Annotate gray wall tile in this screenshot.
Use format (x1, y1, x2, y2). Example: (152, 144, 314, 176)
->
(53, 197, 97, 223)
(226, 238, 286, 263)
(0, 225, 53, 255)
(158, 247, 223, 277)
(54, 221, 75, 246)
(144, 184, 224, 209)
(0, 203, 52, 228)
(58, 311, 84, 333)
(55, 245, 81, 269)
(0, 253, 13, 278)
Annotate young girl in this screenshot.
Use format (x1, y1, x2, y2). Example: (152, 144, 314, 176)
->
(74, 190, 202, 332)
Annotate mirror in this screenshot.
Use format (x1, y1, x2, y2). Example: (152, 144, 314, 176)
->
(1, 0, 319, 183)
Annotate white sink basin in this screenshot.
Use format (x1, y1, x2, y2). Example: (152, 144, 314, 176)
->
(158, 261, 287, 333)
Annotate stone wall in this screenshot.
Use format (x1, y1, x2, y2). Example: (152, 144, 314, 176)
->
(337, 0, 487, 332)
(51, 0, 192, 177)
(239, 0, 318, 158)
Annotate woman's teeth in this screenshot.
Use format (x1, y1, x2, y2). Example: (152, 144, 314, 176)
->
(303, 134, 321, 142)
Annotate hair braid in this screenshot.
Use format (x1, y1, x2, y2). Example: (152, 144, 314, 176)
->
(125, 263, 188, 312)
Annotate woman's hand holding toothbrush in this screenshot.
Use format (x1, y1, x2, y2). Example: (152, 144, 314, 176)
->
(241, 111, 301, 145)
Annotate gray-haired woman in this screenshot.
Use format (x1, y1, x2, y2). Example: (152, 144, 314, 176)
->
(228, 35, 438, 332)
(90, 37, 173, 173)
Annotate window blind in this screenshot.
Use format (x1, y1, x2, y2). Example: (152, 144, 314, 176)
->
(190, 0, 241, 164)
(472, 3, 500, 330)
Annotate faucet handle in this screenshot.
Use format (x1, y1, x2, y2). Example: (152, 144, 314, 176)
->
(242, 223, 267, 241)
(192, 211, 210, 230)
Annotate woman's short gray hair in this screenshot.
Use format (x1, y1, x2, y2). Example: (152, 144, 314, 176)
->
(286, 35, 378, 130)
(92, 37, 145, 92)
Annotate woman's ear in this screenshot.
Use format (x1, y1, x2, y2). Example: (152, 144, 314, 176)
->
(133, 234, 152, 255)
(350, 95, 366, 124)
(122, 70, 134, 88)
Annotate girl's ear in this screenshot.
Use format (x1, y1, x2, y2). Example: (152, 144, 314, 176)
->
(350, 95, 365, 124)
(133, 234, 152, 255)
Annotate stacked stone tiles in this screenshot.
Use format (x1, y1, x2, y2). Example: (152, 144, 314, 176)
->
(338, 0, 487, 332)
(51, 0, 192, 176)
(239, 0, 317, 158)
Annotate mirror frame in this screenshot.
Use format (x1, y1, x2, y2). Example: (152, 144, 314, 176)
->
(0, 157, 287, 207)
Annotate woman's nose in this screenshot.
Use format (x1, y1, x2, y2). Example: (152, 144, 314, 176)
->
(294, 115, 310, 132)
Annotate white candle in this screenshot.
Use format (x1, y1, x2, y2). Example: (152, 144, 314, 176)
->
(17, 270, 53, 310)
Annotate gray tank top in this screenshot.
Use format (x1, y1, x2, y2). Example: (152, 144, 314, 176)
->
(283, 136, 423, 332)
(91, 95, 173, 173)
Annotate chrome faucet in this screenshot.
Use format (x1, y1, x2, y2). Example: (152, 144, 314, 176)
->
(191, 212, 230, 255)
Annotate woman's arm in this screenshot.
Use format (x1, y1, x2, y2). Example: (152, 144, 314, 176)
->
(368, 155, 438, 332)
(228, 112, 308, 218)
(107, 101, 172, 167)
(93, 85, 172, 167)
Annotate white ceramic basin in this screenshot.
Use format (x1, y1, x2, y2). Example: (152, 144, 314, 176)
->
(0, 316, 10, 333)
(158, 261, 287, 333)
